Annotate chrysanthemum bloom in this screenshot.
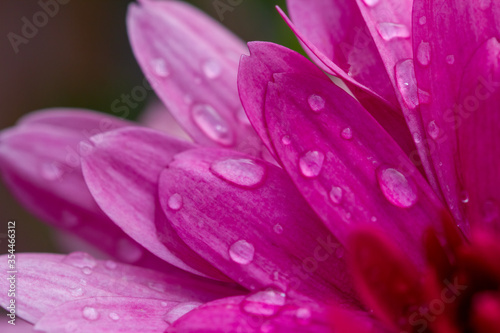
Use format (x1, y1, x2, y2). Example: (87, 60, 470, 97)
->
(1, 0, 499, 332)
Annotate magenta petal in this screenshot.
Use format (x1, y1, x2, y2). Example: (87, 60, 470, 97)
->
(412, 0, 500, 232)
(0, 319, 35, 333)
(264, 72, 445, 267)
(34, 297, 172, 333)
(158, 148, 359, 306)
(457, 38, 500, 231)
(127, 0, 262, 155)
(0, 253, 240, 324)
(81, 127, 228, 280)
(167, 296, 332, 333)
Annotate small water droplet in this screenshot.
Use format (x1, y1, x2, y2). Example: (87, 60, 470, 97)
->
(241, 288, 286, 317)
(376, 167, 418, 208)
(272, 271, 279, 281)
(460, 191, 470, 203)
(295, 307, 312, 325)
(482, 200, 499, 223)
(211, 158, 266, 188)
(417, 41, 431, 66)
(63, 252, 97, 269)
(150, 58, 169, 77)
(308, 94, 325, 112)
(229, 240, 255, 265)
(395, 59, 419, 109)
(299, 151, 325, 178)
(192, 104, 234, 146)
(446, 55, 455, 65)
(109, 313, 120, 321)
(70, 287, 84, 297)
(376, 22, 410, 41)
(281, 135, 291, 145)
(362, 0, 380, 6)
(329, 186, 343, 204)
(163, 302, 202, 324)
(202, 59, 222, 79)
(168, 193, 183, 211)
(41, 162, 63, 181)
(419, 16, 427, 25)
(371, 216, 378, 222)
(427, 120, 440, 139)
(273, 224, 283, 234)
(341, 127, 353, 140)
(105, 260, 117, 270)
(82, 267, 92, 275)
(116, 238, 143, 263)
(161, 301, 169, 307)
(82, 307, 99, 321)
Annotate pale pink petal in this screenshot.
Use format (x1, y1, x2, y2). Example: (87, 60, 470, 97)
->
(138, 100, 192, 141)
(412, 0, 500, 232)
(0, 253, 240, 324)
(159, 148, 360, 306)
(127, 0, 262, 155)
(81, 127, 228, 280)
(264, 72, 445, 267)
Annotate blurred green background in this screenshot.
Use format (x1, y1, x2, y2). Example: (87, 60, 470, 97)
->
(0, 0, 301, 254)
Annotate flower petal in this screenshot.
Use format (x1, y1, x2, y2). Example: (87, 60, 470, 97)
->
(34, 297, 172, 333)
(412, 0, 500, 231)
(159, 148, 359, 306)
(0, 110, 169, 269)
(80, 126, 227, 280)
(0, 253, 240, 324)
(0, 319, 35, 333)
(138, 100, 192, 141)
(127, 0, 261, 155)
(280, 3, 397, 108)
(264, 72, 445, 266)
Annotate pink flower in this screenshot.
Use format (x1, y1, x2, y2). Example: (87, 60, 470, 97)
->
(0, 0, 499, 332)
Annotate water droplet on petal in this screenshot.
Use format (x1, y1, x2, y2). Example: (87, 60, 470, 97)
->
(376, 22, 410, 41)
(82, 267, 92, 275)
(63, 252, 97, 269)
(419, 16, 427, 25)
(211, 158, 266, 188)
(163, 302, 202, 324)
(168, 193, 183, 211)
(148, 282, 166, 293)
(273, 224, 283, 235)
(192, 104, 234, 146)
(371, 216, 378, 222)
(202, 59, 222, 79)
(299, 151, 325, 178)
(82, 307, 99, 321)
(482, 200, 499, 223)
(281, 135, 291, 145)
(341, 127, 353, 140)
(41, 162, 63, 181)
(376, 167, 418, 208)
(395, 59, 419, 109)
(329, 186, 343, 204)
(116, 238, 143, 263)
(70, 287, 84, 297)
(427, 120, 440, 139)
(241, 288, 286, 317)
(109, 313, 120, 321)
(229, 240, 255, 265)
(446, 55, 455, 65)
(460, 191, 470, 203)
(308, 94, 325, 112)
(295, 307, 312, 325)
(150, 58, 169, 77)
(362, 0, 379, 6)
(105, 260, 117, 270)
(417, 41, 431, 66)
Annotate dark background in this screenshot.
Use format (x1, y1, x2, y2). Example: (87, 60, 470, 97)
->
(0, 0, 300, 254)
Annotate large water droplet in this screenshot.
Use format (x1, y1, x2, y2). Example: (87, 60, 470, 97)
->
(229, 240, 255, 265)
(395, 59, 419, 109)
(341, 127, 353, 140)
(273, 224, 283, 235)
(202, 59, 222, 79)
(446, 55, 455, 65)
(116, 238, 143, 263)
(308, 94, 325, 112)
(211, 158, 266, 188)
(376, 22, 410, 41)
(63, 252, 97, 269)
(192, 104, 234, 146)
(82, 307, 99, 321)
(362, 0, 380, 6)
(281, 135, 291, 146)
(109, 313, 120, 321)
(417, 41, 431, 66)
(329, 186, 343, 204)
(376, 167, 418, 208)
(482, 200, 499, 223)
(419, 16, 427, 25)
(427, 120, 440, 139)
(150, 58, 169, 77)
(241, 288, 286, 317)
(163, 302, 202, 324)
(295, 307, 312, 325)
(41, 162, 63, 181)
(168, 193, 183, 211)
(299, 151, 325, 178)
